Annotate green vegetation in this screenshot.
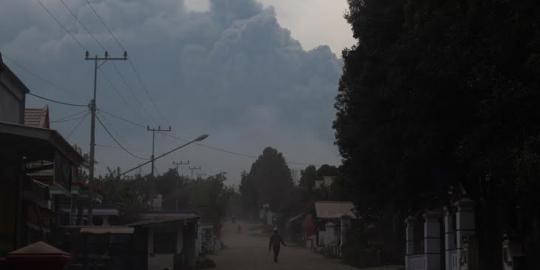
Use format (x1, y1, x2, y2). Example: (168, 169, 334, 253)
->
(96, 169, 234, 226)
(334, 0, 540, 267)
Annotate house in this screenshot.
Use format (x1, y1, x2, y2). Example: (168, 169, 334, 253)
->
(315, 176, 336, 189)
(0, 53, 26, 123)
(196, 223, 218, 255)
(78, 208, 119, 226)
(24, 106, 50, 129)
(128, 212, 200, 270)
(0, 52, 84, 255)
(314, 201, 357, 257)
(70, 226, 136, 270)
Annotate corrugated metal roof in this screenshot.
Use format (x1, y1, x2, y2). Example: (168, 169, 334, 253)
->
(80, 226, 134, 234)
(314, 201, 356, 219)
(8, 241, 69, 255)
(128, 212, 199, 227)
(24, 107, 49, 128)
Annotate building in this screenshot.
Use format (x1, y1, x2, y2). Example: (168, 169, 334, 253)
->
(314, 201, 357, 257)
(314, 176, 336, 190)
(128, 212, 200, 270)
(0, 53, 26, 123)
(24, 106, 50, 129)
(0, 52, 84, 255)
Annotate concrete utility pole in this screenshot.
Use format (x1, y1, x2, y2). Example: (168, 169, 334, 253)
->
(188, 166, 201, 179)
(172, 160, 190, 175)
(85, 51, 127, 184)
(85, 51, 127, 222)
(147, 126, 171, 177)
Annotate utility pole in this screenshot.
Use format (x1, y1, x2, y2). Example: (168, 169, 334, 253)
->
(172, 160, 190, 176)
(147, 126, 172, 177)
(188, 166, 201, 179)
(85, 51, 127, 223)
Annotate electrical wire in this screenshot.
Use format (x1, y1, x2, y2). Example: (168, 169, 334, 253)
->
(28, 92, 87, 107)
(57, 0, 153, 124)
(83, 0, 126, 51)
(98, 110, 315, 167)
(66, 112, 89, 138)
(97, 110, 146, 128)
(35, 0, 88, 51)
(1, 55, 73, 94)
(99, 69, 131, 106)
(48, 0, 159, 126)
(95, 115, 148, 160)
(52, 109, 89, 123)
(127, 59, 171, 126)
(58, 0, 107, 51)
(82, 0, 169, 126)
(109, 63, 161, 126)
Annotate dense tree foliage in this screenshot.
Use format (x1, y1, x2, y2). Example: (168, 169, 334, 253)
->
(239, 147, 293, 212)
(335, 0, 540, 267)
(96, 169, 234, 226)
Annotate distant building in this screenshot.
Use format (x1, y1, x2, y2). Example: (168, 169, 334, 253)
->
(24, 106, 50, 129)
(128, 212, 200, 270)
(314, 201, 357, 257)
(314, 176, 336, 189)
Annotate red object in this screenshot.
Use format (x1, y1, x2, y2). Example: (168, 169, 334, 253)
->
(6, 241, 71, 270)
(303, 214, 317, 237)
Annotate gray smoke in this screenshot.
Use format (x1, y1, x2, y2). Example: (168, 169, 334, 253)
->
(0, 0, 342, 181)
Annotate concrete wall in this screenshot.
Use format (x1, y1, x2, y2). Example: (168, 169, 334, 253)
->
(0, 82, 24, 123)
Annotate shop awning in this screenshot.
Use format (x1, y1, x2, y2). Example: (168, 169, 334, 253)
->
(0, 121, 83, 165)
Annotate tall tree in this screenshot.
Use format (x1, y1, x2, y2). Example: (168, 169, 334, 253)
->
(246, 147, 294, 211)
(299, 165, 317, 192)
(335, 0, 540, 267)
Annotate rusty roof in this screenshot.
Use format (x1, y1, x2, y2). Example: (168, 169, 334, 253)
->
(8, 241, 69, 255)
(24, 107, 49, 128)
(314, 201, 356, 219)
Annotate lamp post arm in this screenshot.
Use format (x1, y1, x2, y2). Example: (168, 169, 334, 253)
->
(121, 134, 208, 177)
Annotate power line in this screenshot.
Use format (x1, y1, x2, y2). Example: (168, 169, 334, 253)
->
(35, 0, 87, 50)
(52, 109, 89, 123)
(56, 0, 158, 127)
(84, 0, 126, 51)
(165, 133, 313, 166)
(66, 112, 89, 138)
(28, 92, 87, 107)
(97, 111, 315, 167)
(96, 115, 148, 160)
(98, 109, 146, 128)
(1, 55, 72, 94)
(109, 62, 161, 126)
(127, 59, 171, 126)
(81, 0, 169, 126)
(58, 0, 107, 51)
(99, 69, 130, 106)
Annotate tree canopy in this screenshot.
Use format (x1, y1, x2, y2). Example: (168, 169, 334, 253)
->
(239, 147, 293, 212)
(335, 0, 540, 267)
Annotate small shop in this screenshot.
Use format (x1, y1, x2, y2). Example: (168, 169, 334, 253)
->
(129, 212, 199, 270)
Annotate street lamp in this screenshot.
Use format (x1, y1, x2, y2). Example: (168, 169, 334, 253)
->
(120, 134, 209, 176)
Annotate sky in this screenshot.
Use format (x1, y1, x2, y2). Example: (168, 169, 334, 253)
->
(1, 0, 355, 184)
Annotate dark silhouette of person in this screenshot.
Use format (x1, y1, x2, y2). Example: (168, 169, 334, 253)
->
(268, 228, 286, 263)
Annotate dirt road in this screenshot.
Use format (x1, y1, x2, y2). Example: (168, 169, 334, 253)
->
(209, 221, 359, 270)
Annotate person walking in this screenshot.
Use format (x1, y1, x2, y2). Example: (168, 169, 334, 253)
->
(269, 227, 286, 263)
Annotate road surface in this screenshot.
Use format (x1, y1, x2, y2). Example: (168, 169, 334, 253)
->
(209, 221, 359, 270)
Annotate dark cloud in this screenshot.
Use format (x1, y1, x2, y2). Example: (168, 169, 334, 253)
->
(1, 0, 342, 181)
